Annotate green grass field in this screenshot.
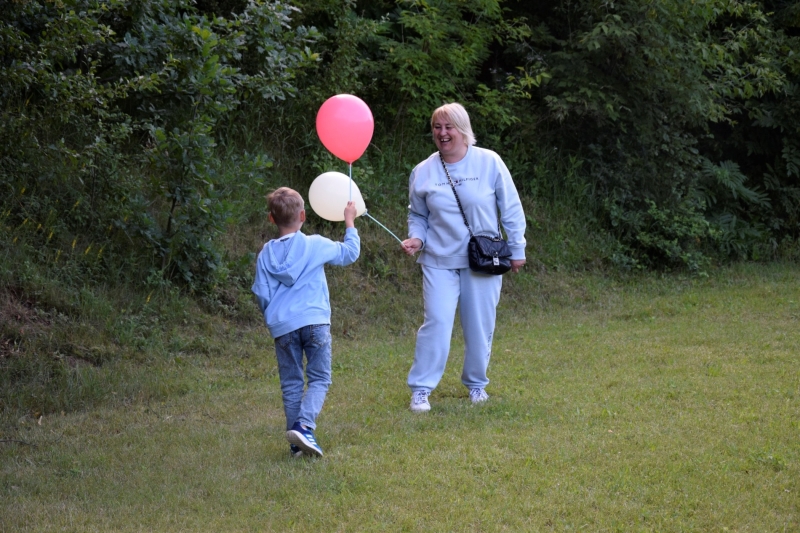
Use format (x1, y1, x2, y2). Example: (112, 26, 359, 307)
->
(2, 263, 798, 531)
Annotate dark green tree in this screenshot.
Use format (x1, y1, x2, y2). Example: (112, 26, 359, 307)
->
(503, 0, 792, 270)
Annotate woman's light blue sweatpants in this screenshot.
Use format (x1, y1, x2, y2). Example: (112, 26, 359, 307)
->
(407, 265, 503, 392)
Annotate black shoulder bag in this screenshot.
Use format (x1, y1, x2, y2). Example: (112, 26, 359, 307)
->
(439, 153, 512, 275)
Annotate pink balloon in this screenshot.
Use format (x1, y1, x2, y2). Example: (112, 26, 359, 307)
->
(316, 94, 374, 163)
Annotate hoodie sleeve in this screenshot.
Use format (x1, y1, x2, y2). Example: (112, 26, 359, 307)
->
(407, 166, 429, 246)
(494, 155, 527, 260)
(251, 246, 271, 314)
(322, 227, 361, 267)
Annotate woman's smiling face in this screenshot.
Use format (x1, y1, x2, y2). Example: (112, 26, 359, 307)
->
(432, 116, 467, 162)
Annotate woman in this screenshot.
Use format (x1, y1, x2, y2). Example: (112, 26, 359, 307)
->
(401, 102, 527, 412)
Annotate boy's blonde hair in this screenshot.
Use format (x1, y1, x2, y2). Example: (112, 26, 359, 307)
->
(267, 187, 305, 226)
(430, 102, 476, 146)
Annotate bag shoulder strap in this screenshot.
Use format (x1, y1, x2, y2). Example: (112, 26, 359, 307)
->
(438, 152, 502, 238)
(438, 152, 473, 237)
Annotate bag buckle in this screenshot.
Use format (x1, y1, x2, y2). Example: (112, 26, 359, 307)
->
(493, 256, 500, 266)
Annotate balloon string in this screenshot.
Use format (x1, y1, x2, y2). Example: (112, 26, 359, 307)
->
(363, 210, 403, 245)
(348, 163, 352, 201)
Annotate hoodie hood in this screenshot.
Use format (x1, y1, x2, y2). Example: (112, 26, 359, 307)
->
(252, 227, 360, 339)
(260, 232, 310, 286)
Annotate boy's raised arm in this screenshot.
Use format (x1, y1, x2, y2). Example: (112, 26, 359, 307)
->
(344, 201, 356, 229)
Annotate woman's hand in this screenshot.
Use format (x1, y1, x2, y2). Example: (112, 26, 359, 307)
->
(401, 238, 423, 256)
(510, 259, 526, 273)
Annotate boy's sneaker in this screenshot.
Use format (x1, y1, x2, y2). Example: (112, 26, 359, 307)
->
(286, 422, 324, 457)
(469, 388, 489, 404)
(289, 444, 304, 458)
(410, 390, 431, 412)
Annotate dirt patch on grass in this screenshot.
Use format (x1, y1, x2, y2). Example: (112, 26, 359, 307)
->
(1, 287, 49, 328)
(1, 287, 114, 371)
(0, 287, 50, 359)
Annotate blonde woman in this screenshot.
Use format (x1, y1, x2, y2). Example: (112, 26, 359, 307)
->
(401, 103, 527, 412)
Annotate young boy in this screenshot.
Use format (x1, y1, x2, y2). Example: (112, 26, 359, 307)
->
(252, 187, 360, 458)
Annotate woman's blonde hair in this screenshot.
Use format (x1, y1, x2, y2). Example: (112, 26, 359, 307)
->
(430, 102, 476, 146)
(267, 187, 304, 226)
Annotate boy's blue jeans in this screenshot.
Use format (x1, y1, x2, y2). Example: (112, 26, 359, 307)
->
(274, 324, 332, 431)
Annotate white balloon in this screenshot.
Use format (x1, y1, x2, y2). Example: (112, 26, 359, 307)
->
(308, 171, 367, 221)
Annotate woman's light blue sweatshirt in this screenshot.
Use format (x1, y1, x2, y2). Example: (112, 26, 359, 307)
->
(252, 228, 360, 338)
(408, 146, 526, 270)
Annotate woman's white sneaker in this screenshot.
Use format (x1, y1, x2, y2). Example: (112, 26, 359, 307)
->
(469, 388, 489, 404)
(410, 390, 431, 412)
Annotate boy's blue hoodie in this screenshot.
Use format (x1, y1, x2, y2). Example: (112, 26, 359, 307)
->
(252, 228, 360, 338)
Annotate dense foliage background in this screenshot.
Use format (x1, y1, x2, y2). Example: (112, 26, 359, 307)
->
(2, 0, 798, 290)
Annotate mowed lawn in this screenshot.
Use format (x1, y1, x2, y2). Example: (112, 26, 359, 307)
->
(2, 264, 798, 531)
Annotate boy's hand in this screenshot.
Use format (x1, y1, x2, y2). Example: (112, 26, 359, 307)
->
(344, 201, 357, 228)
